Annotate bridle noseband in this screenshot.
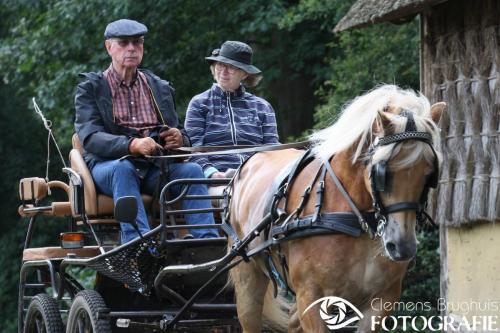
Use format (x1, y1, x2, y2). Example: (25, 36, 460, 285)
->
(369, 111, 439, 236)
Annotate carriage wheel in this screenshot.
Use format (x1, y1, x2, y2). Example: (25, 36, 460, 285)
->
(66, 290, 111, 333)
(24, 293, 64, 333)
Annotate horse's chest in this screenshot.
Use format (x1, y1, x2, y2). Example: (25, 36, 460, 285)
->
(322, 254, 403, 301)
(344, 257, 405, 300)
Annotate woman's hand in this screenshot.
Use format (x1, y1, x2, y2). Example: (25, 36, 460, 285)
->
(210, 172, 226, 179)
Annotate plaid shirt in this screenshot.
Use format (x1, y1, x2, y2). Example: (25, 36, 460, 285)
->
(104, 64, 158, 137)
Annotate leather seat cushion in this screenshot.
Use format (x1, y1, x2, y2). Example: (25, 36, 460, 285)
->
(96, 194, 153, 216)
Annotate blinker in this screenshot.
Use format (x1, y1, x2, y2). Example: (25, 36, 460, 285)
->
(372, 161, 388, 192)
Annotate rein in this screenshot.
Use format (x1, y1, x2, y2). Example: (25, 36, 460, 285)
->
(141, 141, 311, 160)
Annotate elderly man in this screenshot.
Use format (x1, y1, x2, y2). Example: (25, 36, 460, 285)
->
(75, 19, 218, 243)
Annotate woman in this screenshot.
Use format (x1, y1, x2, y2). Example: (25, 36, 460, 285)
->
(185, 41, 279, 178)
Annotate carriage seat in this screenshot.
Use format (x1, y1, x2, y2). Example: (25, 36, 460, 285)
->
(69, 134, 153, 217)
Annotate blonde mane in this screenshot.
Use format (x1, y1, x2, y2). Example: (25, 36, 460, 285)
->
(311, 85, 441, 168)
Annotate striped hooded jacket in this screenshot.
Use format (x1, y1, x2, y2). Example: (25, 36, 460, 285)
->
(185, 84, 279, 177)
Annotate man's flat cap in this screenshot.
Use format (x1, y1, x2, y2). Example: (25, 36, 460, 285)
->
(104, 19, 148, 39)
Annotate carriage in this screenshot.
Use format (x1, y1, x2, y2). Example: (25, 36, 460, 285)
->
(18, 132, 244, 332)
(18, 85, 444, 333)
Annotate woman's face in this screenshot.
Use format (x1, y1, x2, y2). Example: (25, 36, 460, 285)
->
(214, 62, 248, 92)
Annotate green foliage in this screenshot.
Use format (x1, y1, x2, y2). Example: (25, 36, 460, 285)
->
(314, 21, 420, 128)
(0, 228, 26, 332)
(0, 0, 351, 140)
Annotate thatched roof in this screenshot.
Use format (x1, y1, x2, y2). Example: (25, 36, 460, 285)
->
(334, 0, 447, 32)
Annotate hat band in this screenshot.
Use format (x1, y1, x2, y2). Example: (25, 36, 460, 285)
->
(218, 51, 252, 66)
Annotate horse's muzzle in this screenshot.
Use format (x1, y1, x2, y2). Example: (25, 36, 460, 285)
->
(385, 240, 417, 262)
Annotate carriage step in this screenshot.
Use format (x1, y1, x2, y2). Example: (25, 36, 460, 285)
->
(115, 317, 240, 331)
(108, 304, 236, 319)
(25, 283, 46, 288)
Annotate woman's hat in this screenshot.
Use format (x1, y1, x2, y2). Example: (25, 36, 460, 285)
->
(206, 41, 261, 75)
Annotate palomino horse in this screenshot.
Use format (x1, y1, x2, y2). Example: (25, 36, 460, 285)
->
(228, 85, 445, 332)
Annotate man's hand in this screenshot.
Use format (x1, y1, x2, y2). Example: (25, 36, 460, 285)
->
(159, 127, 183, 149)
(129, 137, 158, 156)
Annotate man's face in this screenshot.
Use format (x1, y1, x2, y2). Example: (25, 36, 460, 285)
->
(105, 37, 144, 72)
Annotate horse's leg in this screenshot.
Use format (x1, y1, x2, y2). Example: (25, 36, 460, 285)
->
(288, 303, 304, 333)
(295, 288, 330, 333)
(356, 284, 402, 333)
(231, 260, 269, 333)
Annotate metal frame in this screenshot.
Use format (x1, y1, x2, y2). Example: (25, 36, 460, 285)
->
(18, 174, 244, 332)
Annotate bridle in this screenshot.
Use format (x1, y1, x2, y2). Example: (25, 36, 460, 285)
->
(367, 111, 439, 237)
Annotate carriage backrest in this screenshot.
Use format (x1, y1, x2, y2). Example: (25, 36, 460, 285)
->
(69, 134, 111, 216)
(69, 134, 153, 219)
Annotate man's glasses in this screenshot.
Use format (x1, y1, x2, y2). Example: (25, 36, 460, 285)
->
(111, 38, 144, 47)
(215, 62, 239, 74)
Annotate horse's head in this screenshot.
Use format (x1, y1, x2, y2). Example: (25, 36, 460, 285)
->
(311, 85, 446, 261)
(365, 102, 445, 261)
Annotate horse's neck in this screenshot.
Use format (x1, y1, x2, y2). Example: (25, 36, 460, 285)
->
(322, 149, 373, 213)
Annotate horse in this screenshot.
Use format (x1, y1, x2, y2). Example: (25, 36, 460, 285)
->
(227, 84, 445, 332)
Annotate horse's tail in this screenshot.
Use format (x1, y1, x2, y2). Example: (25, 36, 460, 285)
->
(206, 270, 234, 304)
(262, 285, 293, 332)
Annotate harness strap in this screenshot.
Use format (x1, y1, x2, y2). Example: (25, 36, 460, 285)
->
(281, 163, 322, 225)
(321, 157, 374, 237)
(419, 210, 437, 227)
(174, 141, 310, 153)
(385, 202, 421, 214)
(401, 110, 417, 132)
(281, 150, 317, 211)
(290, 186, 311, 221)
(378, 131, 432, 146)
(278, 250, 294, 296)
(272, 212, 377, 239)
(263, 250, 279, 298)
(221, 221, 240, 244)
(311, 167, 327, 224)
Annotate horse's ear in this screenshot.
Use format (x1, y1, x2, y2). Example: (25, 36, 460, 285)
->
(430, 102, 446, 124)
(374, 110, 394, 135)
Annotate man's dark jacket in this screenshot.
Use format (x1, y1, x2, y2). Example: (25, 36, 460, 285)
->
(75, 69, 189, 171)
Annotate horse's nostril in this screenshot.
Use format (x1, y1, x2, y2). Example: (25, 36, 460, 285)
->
(386, 242, 397, 254)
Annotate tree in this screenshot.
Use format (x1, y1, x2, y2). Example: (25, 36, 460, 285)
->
(314, 21, 420, 128)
